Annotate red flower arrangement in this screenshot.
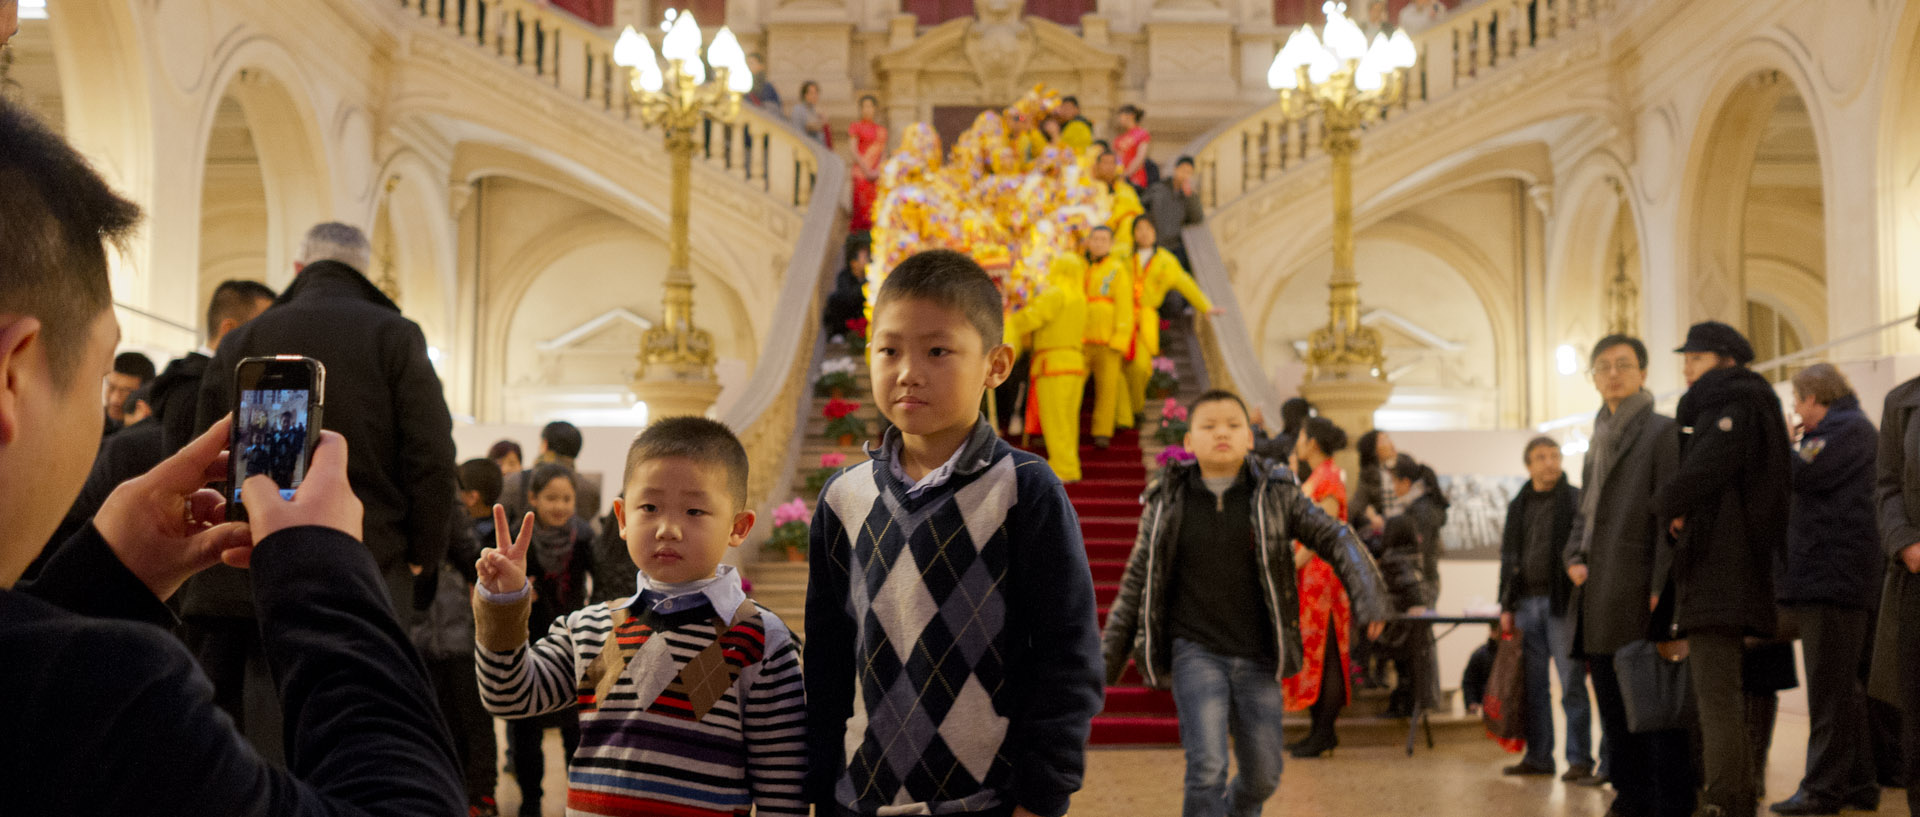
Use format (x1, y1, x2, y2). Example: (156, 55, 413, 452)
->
(823, 398, 866, 443)
(823, 398, 861, 420)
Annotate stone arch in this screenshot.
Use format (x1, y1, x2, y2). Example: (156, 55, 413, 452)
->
(367, 151, 460, 357)
(1679, 47, 1832, 351)
(1876, 0, 1920, 351)
(1544, 154, 1644, 419)
(194, 49, 335, 294)
(45, 0, 158, 332)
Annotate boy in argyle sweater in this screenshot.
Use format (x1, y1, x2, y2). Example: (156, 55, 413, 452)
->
(474, 417, 806, 817)
(805, 250, 1106, 817)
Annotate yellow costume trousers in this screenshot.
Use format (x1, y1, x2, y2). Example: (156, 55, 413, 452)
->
(1086, 344, 1129, 438)
(1034, 373, 1085, 481)
(1125, 352, 1154, 420)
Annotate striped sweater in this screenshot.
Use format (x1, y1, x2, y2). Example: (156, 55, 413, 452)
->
(475, 567, 807, 816)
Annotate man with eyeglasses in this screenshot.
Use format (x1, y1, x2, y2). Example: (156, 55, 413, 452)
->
(1658, 321, 1793, 817)
(1563, 334, 1695, 817)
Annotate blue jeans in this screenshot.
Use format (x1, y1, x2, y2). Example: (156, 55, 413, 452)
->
(1171, 638, 1285, 817)
(1515, 596, 1598, 770)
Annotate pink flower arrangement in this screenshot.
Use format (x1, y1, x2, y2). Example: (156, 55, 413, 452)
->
(1162, 397, 1188, 422)
(1152, 356, 1176, 374)
(1156, 445, 1196, 467)
(821, 452, 848, 469)
(772, 497, 809, 527)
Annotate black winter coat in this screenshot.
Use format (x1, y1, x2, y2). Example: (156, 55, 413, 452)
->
(1100, 456, 1392, 689)
(1499, 477, 1580, 615)
(1566, 403, 1679, 657)
(1782, 394, 1882, 608)
(190, 261, 457, 616)
(149, 351, 210, 456)
(1659, 366, 1792, 637)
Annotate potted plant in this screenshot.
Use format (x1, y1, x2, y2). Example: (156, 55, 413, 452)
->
(766, 498, 809, 561)
(823, 398, 865, 446)
(805, 451, 848, 493)
(1145, 356, 1179, 399)
(845, 317, 869, 355)
(1153, 397, 1189, 446)
(1156, 443, 1196, 468)
(814, 356, 859, 398)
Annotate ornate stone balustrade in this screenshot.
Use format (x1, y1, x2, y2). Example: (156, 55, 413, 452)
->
(1191, 0, 1613, 213)
(396, 0, 820, 211)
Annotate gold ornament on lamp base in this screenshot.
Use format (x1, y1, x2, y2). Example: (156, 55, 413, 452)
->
(1268, 2, 1418, 455)
(615, 12, 752, 420)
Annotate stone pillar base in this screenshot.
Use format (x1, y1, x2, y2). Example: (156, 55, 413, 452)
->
(1298, 369, 1393, 485)
(632, 376, 724, 422)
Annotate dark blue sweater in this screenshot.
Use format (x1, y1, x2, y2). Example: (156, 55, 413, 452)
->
(802, 420, 1104, 817)
(1784, 394, 1884, 608)
(3, 525, 465, 815)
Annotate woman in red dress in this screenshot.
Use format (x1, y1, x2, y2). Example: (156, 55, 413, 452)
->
(1283, 416, 1353, 757)
(848, 95, 886, 232)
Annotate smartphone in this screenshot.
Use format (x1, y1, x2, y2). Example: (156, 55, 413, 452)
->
(227, 356, 326, 522)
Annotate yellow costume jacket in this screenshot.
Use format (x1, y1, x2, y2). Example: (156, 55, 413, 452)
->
(1083, 254, 1135, 352)
(1132, 248, 1213, 359)
(1007, 256, 1090, 377)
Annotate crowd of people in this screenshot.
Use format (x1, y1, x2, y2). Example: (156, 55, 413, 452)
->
(9, 1, 1920, 814)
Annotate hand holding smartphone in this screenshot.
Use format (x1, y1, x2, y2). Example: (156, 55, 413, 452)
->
(227, 356, 325, 522)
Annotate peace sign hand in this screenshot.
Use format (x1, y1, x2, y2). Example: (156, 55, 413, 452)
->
(476, 505, 535, 596)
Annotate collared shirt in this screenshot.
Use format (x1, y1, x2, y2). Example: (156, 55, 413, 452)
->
(868, 426, 974, 500)
(609, 564, 745, 617)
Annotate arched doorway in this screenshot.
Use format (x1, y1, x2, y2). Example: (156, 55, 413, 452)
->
(197, 93, 271, 313)
(1687, 71, 1826, 379)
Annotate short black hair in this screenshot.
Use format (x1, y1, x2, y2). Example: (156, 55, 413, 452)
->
(1280, 397, 1313, 433)
(623, 416, 749, 509)
(1175, 155, 1195, 169)
(872, 249, 1004, 350)
(488, 439, 523, 464)
(457, 457, 503, 506)
(114, 351, 156, 382)
(1523, 436, 1560, 464)
(0, 98, 141, 388)
(205, 279, 276, 338)
(800, 80, 819, 96)
(1390, 454, 1425, 483)
(1590, 333, 1648, 370)
(845, 232, 872, 266)
(1300, 416, 1349, 456)
(1061, 95, 1080, 106)
(1092, 139, 1111, 155)
(859, 94, 880, 108)
(527, 462, 577, 500)
(541, 420, 584, 459)
(1187, 388, 1250, 421)
(1357, 429, 1388, 471)
(1118, 104, 1144, 121)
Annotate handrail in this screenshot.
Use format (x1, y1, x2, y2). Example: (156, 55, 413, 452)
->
(397, 0, 821, 211)
(1182, 223, 1279, 424)
(1535, 315, 1914, 433)
(1186, 0, 1612, 213)
(391, 0, 849, 511)
(114, 301, 200, 337)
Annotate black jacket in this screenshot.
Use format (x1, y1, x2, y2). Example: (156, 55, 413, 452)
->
(1782, 394, 1881, 608)
(150, 351, 210, 456)
(1659, 366, 1792, 637)
(1100, 455, 1392, 689)
(192, 261, 457, 614)
(1499, 477, 1580, 615)
(5, 524, 464, 815)
(1871, 376, 1920, 705)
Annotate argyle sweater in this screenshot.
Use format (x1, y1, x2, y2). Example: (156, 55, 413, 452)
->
(803, 420, 1106, 817)
(474, 569, 806, 816)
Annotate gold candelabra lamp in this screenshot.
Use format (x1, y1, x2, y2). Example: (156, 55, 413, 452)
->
(613, 12, 751, 389)
(1267, 3, 1418, 381)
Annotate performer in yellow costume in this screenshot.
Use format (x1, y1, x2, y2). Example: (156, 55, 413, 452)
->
(1005, 253, 1090, 481)
(1082, 225, 1134, 446)
(1092, 147, 1144, 255)
(1125, 214, 1215, 419)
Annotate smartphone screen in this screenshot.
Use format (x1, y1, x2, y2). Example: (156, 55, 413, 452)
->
(235, 389, 313, 502)
(228, 357, 324, 520)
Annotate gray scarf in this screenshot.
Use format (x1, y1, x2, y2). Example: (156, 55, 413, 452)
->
(1575, 389, 1653, 558)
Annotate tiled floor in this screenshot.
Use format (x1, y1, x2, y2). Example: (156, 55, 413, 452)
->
(489, 711, 1914, 816)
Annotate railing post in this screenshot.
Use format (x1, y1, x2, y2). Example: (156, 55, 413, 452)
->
(1216, 132, 1245, 203)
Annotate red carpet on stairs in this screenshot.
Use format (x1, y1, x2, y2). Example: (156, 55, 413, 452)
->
(1013, 423, 1183, 746)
